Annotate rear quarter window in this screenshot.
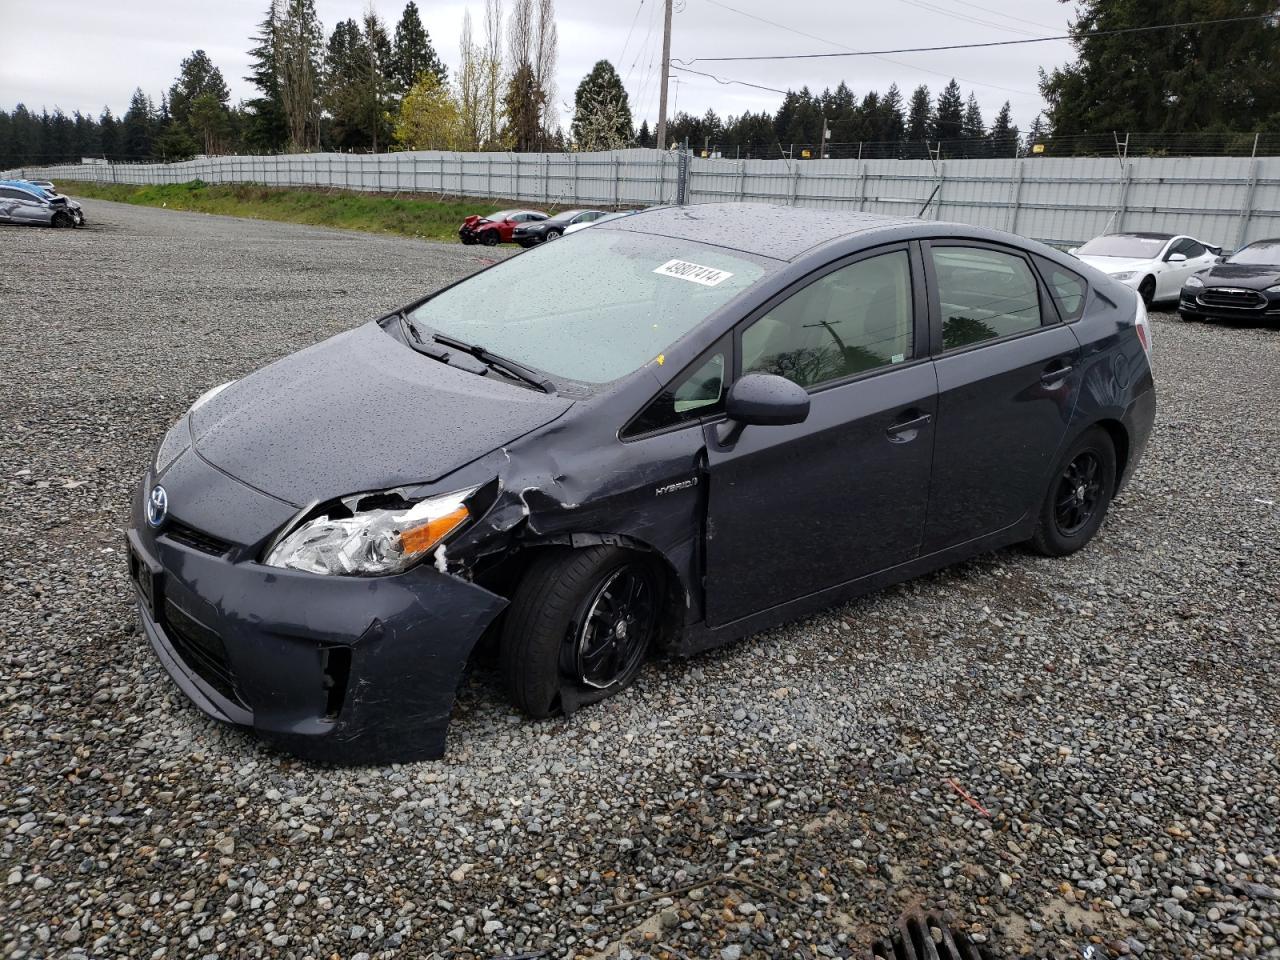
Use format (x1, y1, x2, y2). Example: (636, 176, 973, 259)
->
(1035, 257, 1088, 322)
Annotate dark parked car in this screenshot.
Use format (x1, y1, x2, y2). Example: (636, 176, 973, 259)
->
(128, 203, 1155, 763)
(1179, 237, 1280, 322)
(458, 209, 547, 245)
(512, 209, 607, 246)
(0, 179, 78, 227)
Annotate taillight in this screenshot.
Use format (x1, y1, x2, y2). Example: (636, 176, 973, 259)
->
(1133, 295, 1152, 360)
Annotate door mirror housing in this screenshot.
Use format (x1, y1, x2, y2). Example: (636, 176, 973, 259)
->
(1167, 252, 1188, 263)
(716, 373, 809, 446)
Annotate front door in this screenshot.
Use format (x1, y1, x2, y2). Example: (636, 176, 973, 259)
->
(703, 245, 938, 627)
(1158, 237, 1216, 299)
(920, 241, 1083, 553)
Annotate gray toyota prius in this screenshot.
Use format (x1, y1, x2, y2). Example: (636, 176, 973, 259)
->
(128, 203, 1156, 762)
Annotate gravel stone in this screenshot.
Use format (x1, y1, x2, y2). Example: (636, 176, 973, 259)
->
(0, 200, 1277, 959)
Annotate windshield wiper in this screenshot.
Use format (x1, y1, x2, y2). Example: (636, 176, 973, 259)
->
(432, 333, 556, 394)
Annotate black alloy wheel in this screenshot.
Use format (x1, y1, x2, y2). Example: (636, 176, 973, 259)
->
(51, 211, 74, 228)
(1138, 276, 1156, 307)
(573, 565, 657, 689)
(1053, 450, 1103, 536)
(500, 546, 664, 718)
(482, 231, 500, 246)
(1030, 426, 1116, 557)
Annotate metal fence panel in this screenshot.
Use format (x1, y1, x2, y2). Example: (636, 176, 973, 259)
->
(9, 149, 1280, 249)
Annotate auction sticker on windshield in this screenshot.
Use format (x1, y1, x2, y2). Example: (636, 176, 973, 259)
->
(654, 259, 734, 287)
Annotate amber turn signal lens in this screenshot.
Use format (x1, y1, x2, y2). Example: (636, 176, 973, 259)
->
(399, 505, 470, 555)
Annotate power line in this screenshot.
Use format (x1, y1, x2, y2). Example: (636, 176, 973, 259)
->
(679, 14, 1276, 63)
(697, 0, 1037, 97)
(892, 0, 1042, 38)
(670, 64, 791, 95)
(937, 0, 1059, 31)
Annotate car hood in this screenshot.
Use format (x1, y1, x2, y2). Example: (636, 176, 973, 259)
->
(1196, 262, 1280, 289)
(190, 321, 573, 508)
(1075, 255, 1152, 274)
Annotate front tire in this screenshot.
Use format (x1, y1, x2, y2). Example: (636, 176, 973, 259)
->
(1138, 276, 1156, 307)
(51, 211, 74, 228)
(500, 546, 662, 718)
(1030, 427, 1117, 557)
(482, 231, 500, 246)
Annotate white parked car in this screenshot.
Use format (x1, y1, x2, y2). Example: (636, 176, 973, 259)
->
(1072, 232, 1220, 305)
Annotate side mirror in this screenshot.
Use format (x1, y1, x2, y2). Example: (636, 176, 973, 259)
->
(716, 373, 809, 446)
(1167, 252, 1187, 263)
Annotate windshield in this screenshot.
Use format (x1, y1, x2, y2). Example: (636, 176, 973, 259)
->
(410, 229, 769, 384)
(1228, 241, 1280, 265)
(1076, 235, 1168, 259)
(485, 209, 519, 220)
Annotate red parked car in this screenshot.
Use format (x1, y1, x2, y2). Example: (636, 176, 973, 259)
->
(458, 209, 548, 246)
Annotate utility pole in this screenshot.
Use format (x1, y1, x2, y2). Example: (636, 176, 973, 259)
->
(656, 0, 673, 150)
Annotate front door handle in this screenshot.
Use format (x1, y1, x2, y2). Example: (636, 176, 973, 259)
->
(886, 412, 932, 442)
(1041, 362, 1073, 385)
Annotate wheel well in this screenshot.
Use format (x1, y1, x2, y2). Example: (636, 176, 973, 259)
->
(1094, 418, 1130, 492)
(473, 536, 688, 649)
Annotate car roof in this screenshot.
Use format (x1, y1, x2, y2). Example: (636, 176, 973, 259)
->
(603, 202, 917, 261)
(0, 179, 47, 198)
(1109, 231, 1174, 240)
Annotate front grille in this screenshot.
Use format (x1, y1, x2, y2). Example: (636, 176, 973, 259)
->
(162, 598, 242, 705)
(1199, 287, 1266, 310)
(162, 520, 234, 557)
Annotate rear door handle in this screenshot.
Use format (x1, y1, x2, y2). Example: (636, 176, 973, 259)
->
(886, 412, 932, 441)
(1041, 362, 1073, 385)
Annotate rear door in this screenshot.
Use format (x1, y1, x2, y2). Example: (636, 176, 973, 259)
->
(0, 188, 16, 222)
(920, 241, 1083, 554)
(703, 244, 938, 626)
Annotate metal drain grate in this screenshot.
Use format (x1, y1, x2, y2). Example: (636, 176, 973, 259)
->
(864, 909, 995, 960)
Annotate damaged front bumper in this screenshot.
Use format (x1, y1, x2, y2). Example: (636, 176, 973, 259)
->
(127, 481, 508, 764)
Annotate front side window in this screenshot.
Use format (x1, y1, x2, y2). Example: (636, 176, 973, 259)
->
(933, 246, 1042, 350)
(741, 250, 913, 389)
(409, 230, 768, 384)
(625, 350, 726, 436)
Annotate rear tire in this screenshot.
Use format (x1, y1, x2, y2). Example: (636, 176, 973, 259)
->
(499, 546, 662, 718)
(1138, 276, 1156, 307)
(1030, 427, 1117, 557)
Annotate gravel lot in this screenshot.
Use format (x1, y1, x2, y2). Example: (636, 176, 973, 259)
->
(2, 200, 1278, 960)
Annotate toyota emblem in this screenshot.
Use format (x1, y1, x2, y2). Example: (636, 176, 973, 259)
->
(146, 484, 169, 528)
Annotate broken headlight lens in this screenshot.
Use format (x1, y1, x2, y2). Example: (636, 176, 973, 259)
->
(263, 487, 477, 576)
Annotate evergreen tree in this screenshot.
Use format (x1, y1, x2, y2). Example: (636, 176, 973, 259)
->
(988, 101, 1018, 154)
(391, 1, 446, 93)
(504, 62, 545, 151)
(934, 79, 964, 140)
(275, 0, 325, 152)
(1041, 0, 1280, 136)
(99, 108, 119, 159)
(122, 88, 155, 160)
(245, 2, 289, 152)
(571, 59, 633, 150)
(169, 50, 230, 127)
(637, 119, 652, 147)
(961, 92, 984, 140)
(880, 83, 906, 143)
(906, 84, 932, 141)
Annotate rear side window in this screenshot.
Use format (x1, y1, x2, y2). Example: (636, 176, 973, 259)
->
(625, 349, 726, 437)
(931, 246, 1042, 350)
(741, 250, 914, 389)
(1175, 238, 1206, 258)
(1035, 257, 1088, 322)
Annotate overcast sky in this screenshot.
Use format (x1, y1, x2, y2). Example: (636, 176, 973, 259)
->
(1, 0, 1078, 135)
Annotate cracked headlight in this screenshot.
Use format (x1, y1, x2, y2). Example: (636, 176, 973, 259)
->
(264, 487, 477, 576)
